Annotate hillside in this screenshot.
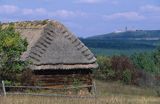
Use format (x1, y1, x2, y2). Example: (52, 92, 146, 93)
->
(88, 30, 160, 40)
(80, 30, 160, 56)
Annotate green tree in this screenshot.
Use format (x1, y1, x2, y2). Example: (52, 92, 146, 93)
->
(95, 56, 115, 80)
(131, 52, 158, 74)
(0, 24, 28, 82)
(153, 47, 160, 74)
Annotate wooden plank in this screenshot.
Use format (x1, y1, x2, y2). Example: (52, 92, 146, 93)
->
(93, 81, 97, 104)
(2, 81, 6, 96)
(5, 85, 93, 90)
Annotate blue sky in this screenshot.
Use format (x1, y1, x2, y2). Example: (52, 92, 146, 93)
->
(0, 0, 160, 37)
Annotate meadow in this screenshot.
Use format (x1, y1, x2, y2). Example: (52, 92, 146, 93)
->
(0, 80, 160, 104)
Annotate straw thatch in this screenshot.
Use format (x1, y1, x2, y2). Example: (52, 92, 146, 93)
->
(2, 20, 98, 70)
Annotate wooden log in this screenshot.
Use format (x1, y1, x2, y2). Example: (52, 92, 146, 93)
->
(32, 69, 93, 87)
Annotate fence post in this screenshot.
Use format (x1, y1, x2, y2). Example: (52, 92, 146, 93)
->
(2, 81, 6, 96)
(93, 81, 97, 104)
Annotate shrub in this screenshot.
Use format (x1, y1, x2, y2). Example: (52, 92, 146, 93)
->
(105, 69, 115, 80)
(122, 70, 132, 84)
(95, 55, 135, 83)
(21, 69, 36, 86)
(95, 56, 114, 80)
(72, 78, 82, 94)
(111, 55, 135, 81)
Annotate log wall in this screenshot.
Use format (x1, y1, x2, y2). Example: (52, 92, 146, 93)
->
(33, 69, 93, 87)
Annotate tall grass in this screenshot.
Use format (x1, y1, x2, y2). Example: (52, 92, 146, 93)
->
(0, 80, 160, 104)
(0, 95, 160, 104)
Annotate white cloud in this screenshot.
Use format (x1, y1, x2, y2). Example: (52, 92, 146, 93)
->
(104, 12, 145, 21)
(111, 1, 119, 5)
(35, 8, 47, 15)
(75, 0, 119, 5)
(0, 5, 19, 14)
(50, 10, 87, 18)
(22, 8, 47, 15)
(0, 4, 88, 20)
(75, 0, 104, 4)
(53, 10, 75, 18)
(0, 5, 47, 16)
(140, 5, 160, 13)
(22, 9, 34, 15)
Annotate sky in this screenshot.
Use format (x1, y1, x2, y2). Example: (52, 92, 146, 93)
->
(0, 0, 160, 37)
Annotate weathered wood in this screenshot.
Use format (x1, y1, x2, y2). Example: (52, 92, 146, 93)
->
(2, 81, 6, 96)
(5, 85, 93, 90)
(93, 81, 97, 104)
(32, 69, 93, 87)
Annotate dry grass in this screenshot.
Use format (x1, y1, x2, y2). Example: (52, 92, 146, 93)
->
(0, 95, 160, 104)
(0, 80, 160, 104)
(96, 80, 158, 97)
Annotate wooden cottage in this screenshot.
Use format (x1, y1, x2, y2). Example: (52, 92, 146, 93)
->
(3, 20, 98, 87)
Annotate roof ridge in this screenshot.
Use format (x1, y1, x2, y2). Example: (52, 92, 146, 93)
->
(16, 28, 43, 29)
(1, 19, 55, 29)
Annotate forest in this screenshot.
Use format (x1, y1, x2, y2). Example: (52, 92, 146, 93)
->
(80, 30, 160, 56)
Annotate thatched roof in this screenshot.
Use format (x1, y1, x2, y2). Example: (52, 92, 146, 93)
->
(2, 20, 98, 70)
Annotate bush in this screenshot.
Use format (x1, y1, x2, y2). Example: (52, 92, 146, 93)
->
(95, 55, 135, 84)
(122, 70, 132, 84)
(105, 69, 115, 80)
(95, 56, 115, 80)
(21, 69, 36, 86)
(111, 56, 135, 81)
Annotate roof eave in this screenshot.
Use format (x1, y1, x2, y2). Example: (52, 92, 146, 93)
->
(30, 63, 98, 70)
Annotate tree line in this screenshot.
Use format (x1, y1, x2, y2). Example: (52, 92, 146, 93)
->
(94, 49, 160, 87)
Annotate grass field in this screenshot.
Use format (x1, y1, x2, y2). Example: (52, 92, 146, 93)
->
(0, 95, 160, 104)
(0, 80, 160, 104)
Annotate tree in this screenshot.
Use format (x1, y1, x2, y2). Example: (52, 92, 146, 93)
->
(0, 24, 28, 82)
(131, 52, 158, 74)
(96, 56, 113, 80)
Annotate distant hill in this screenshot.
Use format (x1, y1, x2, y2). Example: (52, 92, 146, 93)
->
(80, 30, 160, 56)
(87, 30, 160, 40)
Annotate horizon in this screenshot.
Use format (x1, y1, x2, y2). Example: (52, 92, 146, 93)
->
(2, 19, 160, 38)
(0, 0, 160, 37)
